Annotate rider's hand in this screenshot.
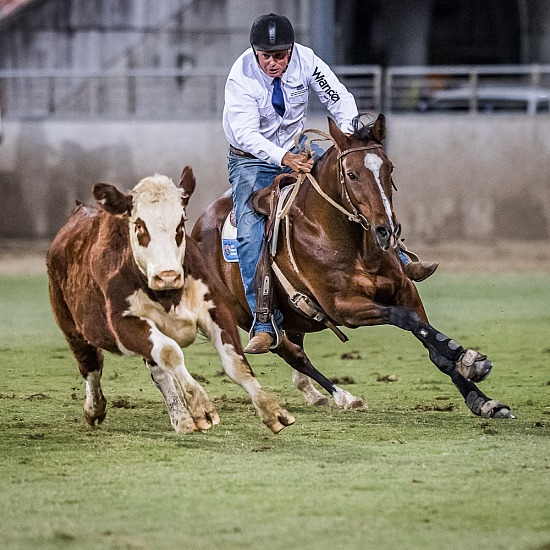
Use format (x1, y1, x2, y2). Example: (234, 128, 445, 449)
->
(282, 151, 314, 173)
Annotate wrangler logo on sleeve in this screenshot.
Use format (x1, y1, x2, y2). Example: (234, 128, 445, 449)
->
(312, 66, 341, 103)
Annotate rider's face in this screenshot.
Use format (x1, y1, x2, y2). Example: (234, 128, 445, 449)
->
(255, 49, 291, 78)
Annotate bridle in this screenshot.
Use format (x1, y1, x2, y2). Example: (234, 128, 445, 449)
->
(336, 143, 384, 231)
(286, 130, 394, 237)
(276, 130, 399, 273)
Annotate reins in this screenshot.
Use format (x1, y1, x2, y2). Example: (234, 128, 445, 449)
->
(275, 128, 383, 273)
(270, 127, 387, 337)
(278, 129, 382, 230)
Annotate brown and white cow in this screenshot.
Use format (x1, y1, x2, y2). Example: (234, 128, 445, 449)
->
(47, 167, 294, 434)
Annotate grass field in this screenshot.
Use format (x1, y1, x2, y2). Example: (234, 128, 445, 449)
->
(0, 269, 549, 550)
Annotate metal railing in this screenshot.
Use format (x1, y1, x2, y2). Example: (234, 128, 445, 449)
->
(386, 64, 550, 113)
(1, 64, 550, 120)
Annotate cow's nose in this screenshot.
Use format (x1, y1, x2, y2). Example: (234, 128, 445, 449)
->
(153, 270, 182, 289)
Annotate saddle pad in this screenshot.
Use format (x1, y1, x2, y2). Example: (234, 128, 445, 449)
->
(221, 212, 238, 262)
(220, 184, 295, 263)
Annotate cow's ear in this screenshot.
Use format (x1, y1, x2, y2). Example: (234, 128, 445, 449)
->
(93, 183, 132, 215)
(179, 166, 196, 207)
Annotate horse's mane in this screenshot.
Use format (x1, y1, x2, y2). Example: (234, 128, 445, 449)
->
(350, 114, 379, 142)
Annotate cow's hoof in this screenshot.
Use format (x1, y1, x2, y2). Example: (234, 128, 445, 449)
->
(265, 410, 295, 434)
(174, 417, 198, 433)
(192, 409, 220, 431)
(83, 409, 107, 427)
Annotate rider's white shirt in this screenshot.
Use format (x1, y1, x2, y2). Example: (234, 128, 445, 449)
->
(223, 43, 359, 166)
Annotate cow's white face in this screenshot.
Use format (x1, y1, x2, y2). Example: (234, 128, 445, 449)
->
(128, 175, 187, 290)
(93, 168, 196, 292)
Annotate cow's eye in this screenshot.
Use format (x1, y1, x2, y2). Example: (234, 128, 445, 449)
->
(133, 218, 150, 246)
(175, 217, 185, 247)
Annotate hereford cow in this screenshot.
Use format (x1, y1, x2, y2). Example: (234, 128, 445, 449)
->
(47, 167, 295, 434)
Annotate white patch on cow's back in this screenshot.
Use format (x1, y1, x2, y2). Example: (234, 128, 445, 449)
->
(125, 276, 215, 348)
(364, 153, 394, 231)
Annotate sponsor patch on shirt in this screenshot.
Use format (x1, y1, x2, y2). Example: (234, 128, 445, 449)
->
(312, 66, 341, 103)
(289, 84, 308, 98)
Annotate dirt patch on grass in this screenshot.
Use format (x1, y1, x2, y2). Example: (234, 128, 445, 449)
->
(1, 238, 550, 275)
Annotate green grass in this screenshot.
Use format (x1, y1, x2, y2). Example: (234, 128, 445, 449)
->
(1, 273, 549, 550)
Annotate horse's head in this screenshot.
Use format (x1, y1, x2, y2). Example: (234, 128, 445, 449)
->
(93, 166, 196, 290)
(327, 114, 400, 250)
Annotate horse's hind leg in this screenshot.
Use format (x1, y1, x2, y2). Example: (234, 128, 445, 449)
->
(276, 334, 367, 410)
(388, 306, 514, 418)
(286, 332, 329, 406)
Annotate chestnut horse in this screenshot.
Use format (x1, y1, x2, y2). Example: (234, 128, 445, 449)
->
(192, 114, 514, 420)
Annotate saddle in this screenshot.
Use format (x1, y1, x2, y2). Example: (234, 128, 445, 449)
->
(251, 173, 298, 257)
(220, 174, 296, 262)
(255, 172, 349, 342)
(220, 172, 347, 342)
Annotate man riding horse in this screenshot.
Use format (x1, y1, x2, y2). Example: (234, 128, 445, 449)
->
(223, 13, 437, 354)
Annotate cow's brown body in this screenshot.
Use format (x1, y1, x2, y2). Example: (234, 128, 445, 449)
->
(47, 170, 294, 433)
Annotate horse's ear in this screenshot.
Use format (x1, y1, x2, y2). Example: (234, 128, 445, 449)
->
(179, 165, 196, 207)
(327, 117, 351, 150)
(371, 113, 386, 141)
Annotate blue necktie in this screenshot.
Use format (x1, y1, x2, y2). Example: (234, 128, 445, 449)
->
(272, 77, 285, 117)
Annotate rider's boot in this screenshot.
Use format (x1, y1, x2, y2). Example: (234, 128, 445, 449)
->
(244, 251, 280, 354)
(404, 261, 439, 282)
(244, 331, 274, 354)
(399, 240, 439, 282)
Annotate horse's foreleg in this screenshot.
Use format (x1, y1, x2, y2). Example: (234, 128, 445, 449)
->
(276, 334, 367, 410)
(388, 306, 493, 382)
(387, 306, 514, 419)
(426, 348, 514, 418)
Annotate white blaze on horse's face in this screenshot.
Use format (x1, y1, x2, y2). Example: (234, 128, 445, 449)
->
(129, 175, 186, 291)
(364, 153, 395, 232)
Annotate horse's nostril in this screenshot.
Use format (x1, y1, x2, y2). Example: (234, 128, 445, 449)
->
(376, 226, 389, 238)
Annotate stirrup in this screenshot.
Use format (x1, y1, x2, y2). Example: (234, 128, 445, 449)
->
(398, 239, 420, 263)
(249, 313, 284, 350)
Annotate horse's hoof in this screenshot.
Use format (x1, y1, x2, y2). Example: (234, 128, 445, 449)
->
(481, 399, 515, 419)
(493, 407, 515, 419)
(457, 349, 493, 382)
(333, 387, 368, 410)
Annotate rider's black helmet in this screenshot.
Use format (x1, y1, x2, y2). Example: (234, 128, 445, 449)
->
(250, 13, 294, 52)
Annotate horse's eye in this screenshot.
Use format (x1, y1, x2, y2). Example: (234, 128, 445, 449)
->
(347, 172, 357, 181)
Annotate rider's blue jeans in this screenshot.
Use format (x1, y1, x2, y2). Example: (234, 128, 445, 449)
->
(228, 153, 290, 334)
(228, 137, 325, 335)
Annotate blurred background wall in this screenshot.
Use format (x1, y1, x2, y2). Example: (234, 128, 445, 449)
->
(1, 0, 549, 242)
